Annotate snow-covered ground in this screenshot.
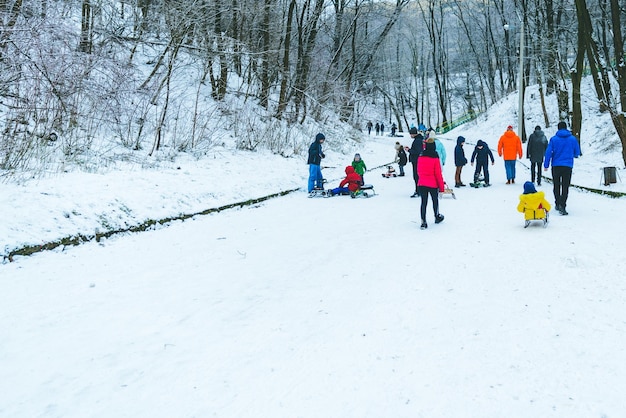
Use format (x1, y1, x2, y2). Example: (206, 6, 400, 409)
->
(2, 85, 626, 417)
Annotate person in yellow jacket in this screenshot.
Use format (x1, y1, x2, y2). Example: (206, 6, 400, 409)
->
(517, 181, 552, 226)
(498, 125, 523, 184)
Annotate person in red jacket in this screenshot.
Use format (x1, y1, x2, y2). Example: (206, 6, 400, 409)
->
(328, 166, 362, 196)
(497, 125, 523, 184)
(417, 139, 445, 229)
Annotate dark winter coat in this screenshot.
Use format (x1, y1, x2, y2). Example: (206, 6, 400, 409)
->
(397, 147, 408, 166)
(526, 129, 548, 163)
(408, 134, 424, 163)
(471, 140, 495, 164)
(307, 138, 325, 165)
(454, 136, 468, 167)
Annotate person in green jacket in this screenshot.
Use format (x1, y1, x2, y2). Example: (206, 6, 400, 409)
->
(352, 153, 367, 184)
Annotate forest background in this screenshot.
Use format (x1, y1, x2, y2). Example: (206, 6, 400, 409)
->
(0, 0, 625, 179)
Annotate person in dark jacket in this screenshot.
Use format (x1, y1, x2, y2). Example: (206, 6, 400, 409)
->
(395, 142, 407, 176)
(307, 133, 326, 192)
(543, 121, 581, 215)
(471, 140, 495, 186)
(454, 136, 468, 187)
(526, 125, 548, 185)
(407, 127, 424, 197)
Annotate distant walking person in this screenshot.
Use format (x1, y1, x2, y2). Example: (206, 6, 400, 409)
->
(380, 122, 385, 136)
(498, 125, 523, 184)
(526, 125, 548, 185)
(366, 121, 373, 135)
(375, 122, 380, 136)
(307, 133, 326, 192)
(543, 121, 581, 215)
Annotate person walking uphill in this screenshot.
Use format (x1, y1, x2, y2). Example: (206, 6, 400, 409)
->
(454, 136, 468, 187)
(498, 125, 523, 184)
(407, 127, 424, 197)
(307, 133, 326, 192)
(417, 139, 445, 229)
(544, 121, 581, 216)
(527, 125, 548, 185)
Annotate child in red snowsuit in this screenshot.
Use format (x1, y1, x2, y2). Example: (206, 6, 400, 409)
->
(328, 166, 362, 196)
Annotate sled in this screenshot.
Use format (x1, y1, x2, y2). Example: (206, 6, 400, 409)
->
(469, 176, 490, 188)
(523, 208, 549, 228)
(351, 184, 376, 198)
(439, 180, 456, 199)
(308, 188, 327, 198)
(381, 166, 397, 178)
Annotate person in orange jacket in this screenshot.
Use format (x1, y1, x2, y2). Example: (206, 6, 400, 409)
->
(497, 125, 523, 184)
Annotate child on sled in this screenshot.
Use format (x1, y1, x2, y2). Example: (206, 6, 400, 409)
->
(517, 181, 552, 227)
(328, 166, 363, 196)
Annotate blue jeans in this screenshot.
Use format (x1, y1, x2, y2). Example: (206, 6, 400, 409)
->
(504, 160, 516, 180)
(308, 164, 323, 192)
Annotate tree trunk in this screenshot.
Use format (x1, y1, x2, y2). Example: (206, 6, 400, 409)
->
(609, 0, 626, 165)
(293, 0, 325, 123)
(259, 0, 271, 108)
(275, 0, 296, 119)
(78, 0, 93, 53)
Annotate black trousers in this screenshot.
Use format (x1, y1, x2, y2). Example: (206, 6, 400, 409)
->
(551, 166, 573, 208)
(411, 161, 419, 193)
(419, 186, 439, 222)
(473, 160, 490, 184)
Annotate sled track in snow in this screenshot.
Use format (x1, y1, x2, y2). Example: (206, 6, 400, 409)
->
(3, 188, 300, 263)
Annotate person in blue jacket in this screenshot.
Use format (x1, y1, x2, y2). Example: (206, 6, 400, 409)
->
(543, 121, 581, 215)
(307, 133, 326, 192)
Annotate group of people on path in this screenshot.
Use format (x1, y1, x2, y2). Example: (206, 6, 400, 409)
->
(307, 119, 581, 226)
(453, 122, 580, 215)
(366, 121, 385, 136)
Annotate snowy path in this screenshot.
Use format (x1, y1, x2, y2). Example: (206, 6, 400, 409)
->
(2, 145, 626, 417)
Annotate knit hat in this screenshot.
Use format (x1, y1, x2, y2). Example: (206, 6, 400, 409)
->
(507, 125, 513, 130)
(409, 127, 418, 135)
(316, 133, 326, 141)
(557, 121, 567, 130)
(523, 181, 537, 194)
(535, 125, 541, 131)
(425, 141, 436, 150)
